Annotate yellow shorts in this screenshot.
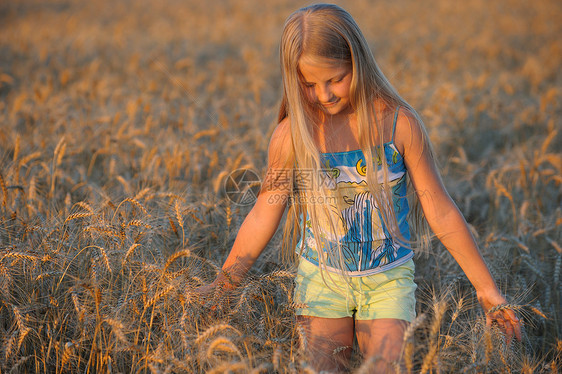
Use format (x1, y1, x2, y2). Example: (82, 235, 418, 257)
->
(293, 258, 417, 321)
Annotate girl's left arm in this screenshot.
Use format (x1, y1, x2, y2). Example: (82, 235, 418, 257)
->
(395, 110, 521, 342)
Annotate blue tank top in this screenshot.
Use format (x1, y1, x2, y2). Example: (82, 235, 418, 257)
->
(297, 107, 414, 276)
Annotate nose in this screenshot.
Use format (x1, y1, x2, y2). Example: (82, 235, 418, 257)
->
(315, 84, 332, 103)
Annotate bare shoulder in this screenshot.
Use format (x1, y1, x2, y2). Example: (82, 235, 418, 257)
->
(268, 117, 294, 169)
(392, 106, 427, 157)
(270, 117, 291, 145)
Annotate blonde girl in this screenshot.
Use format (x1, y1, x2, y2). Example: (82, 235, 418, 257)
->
(198, 4, 521, 372)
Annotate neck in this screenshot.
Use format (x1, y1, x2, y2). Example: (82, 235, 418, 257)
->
(313, 112, 359, 153)
(317, 107, 355, 128)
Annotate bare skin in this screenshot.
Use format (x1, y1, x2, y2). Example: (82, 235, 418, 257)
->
(297, 316, 408, 373)
(196, 58, 521, 373)
(297, 316, 354, 372)
(355, 318, 409, 372)
(393, 108, 521, 342)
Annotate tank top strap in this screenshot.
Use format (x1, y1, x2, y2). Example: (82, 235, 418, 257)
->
(391, 105, 400, 143)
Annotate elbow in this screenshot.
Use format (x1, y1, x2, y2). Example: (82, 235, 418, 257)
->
(430, 209, 471, 243)
(422, 197, 465, 235)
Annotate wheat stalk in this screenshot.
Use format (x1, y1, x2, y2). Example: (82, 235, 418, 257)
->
(60, 341, 74, 370)
(206, 336, 242, 359)
(112, 198, 149, 222)
(94, 246, 111, 274)
(64, 212, 93, 223)
(126, 219, 151, 229)
(105, 318, 130, 346)
(486, 303, 523, 315)
(195, 324, 242, 345)
(71, 290, 85, 323)
(164, 249, 192, 271)
(1, 252, 38, 263)
(0, 172, 7, 209)
(8, 354, 33, 374)
(12, 134, 20, 163)
(49, 136, 66, 199)
(420, 299, 447, 374)
(402, 313, 427, 373)
(249, 362, 274, 374)
(4, 330, 17, 360)
(145, 284, 174, 308)
(134, 187, 152, 201)
(174, 199, 185, 246)
(207, 361, 247, 374)
(74, 201, 94, 213)
(123, 243, 141, 265)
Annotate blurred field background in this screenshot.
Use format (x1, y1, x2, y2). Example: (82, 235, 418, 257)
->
(0, 0, 560, 372)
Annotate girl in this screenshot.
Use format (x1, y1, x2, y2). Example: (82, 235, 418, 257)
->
(198, 4, 521, 372)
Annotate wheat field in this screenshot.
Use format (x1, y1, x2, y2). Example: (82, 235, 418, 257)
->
(0, 0, 560, 372)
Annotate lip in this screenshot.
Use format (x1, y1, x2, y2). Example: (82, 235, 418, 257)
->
(321, 99, 339, 108)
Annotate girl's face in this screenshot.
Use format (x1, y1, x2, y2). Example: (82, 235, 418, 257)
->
(298, 56, 353, 116)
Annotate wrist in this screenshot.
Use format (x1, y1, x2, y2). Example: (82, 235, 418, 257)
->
(218, 269, 240, 288)
(476, 287, 507, 310)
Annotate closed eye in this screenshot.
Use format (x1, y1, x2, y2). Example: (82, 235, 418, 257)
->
(332, 73, 349, 83)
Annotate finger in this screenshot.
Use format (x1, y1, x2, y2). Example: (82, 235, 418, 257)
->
(486, 315, 493, 328)
(503, 311, 522, 341)
(503, 310, 521, 341)
(503, 309, 520, 323)
(506, 320, 519, 346)
(488, 312, 502, 324)
(504, 320, 514, 339)
(488, 313, 508, 333)
(493, 314, 520, 345)
(514, 322, 522, 341)
(486, 313, 502, 329)
(496, 319, 507, 334)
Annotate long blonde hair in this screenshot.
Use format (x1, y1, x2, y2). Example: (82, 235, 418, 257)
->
(276, 4, 432, 277)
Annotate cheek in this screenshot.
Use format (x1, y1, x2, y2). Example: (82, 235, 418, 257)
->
(335, 83, 351, 99)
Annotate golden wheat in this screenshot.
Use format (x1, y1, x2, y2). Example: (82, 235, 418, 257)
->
(0, 0, 559, 372)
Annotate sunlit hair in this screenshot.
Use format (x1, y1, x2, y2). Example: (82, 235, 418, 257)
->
(274, 4, 432, 283)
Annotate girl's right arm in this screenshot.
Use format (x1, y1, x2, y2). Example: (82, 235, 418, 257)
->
(200, 119, 294, 291)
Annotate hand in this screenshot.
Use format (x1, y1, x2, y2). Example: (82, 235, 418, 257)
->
(193, 277, 237, 313)
(193, 282, 217, 303)
(477, 290, 522, 344)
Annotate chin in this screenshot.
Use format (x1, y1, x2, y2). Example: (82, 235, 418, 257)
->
(325, 103, 350, 116)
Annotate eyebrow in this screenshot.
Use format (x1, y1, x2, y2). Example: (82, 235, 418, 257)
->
(300, 71, 349, 85)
